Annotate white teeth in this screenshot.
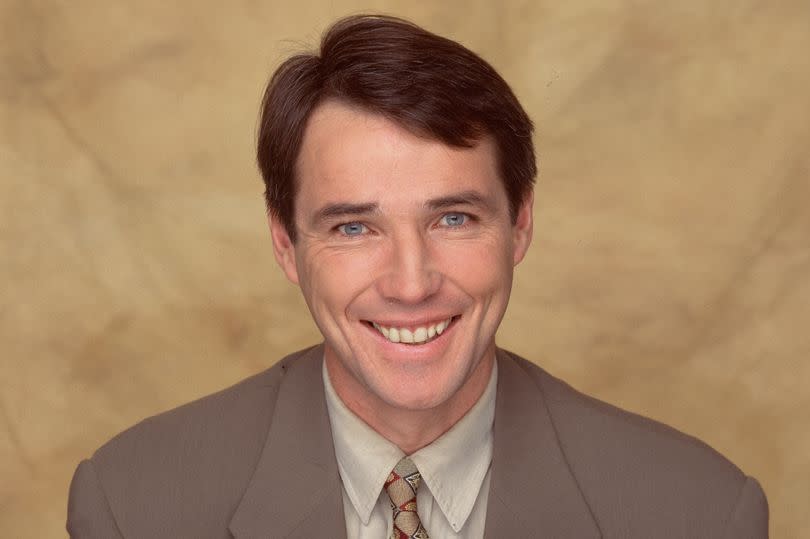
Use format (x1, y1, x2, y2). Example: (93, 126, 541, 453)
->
(371, 318, 453, 344)
(373, 322, 390, 339)
(400, 328, 414, 343)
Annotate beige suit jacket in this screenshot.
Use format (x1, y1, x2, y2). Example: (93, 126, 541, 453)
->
(67, 345, 768, 538)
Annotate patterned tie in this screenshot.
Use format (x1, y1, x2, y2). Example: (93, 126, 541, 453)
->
(384, 457, 430, 539)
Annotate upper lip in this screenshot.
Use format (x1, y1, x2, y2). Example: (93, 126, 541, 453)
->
(363, 315, 458, 328)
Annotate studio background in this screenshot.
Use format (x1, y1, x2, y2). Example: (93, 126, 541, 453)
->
(1, 1, 808, 537)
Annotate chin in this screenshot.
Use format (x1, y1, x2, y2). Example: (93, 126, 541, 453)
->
(378, 374, 462, 410)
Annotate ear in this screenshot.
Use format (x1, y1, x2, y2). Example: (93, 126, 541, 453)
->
(268, 214, 300, 285)
(512, 190, 534, 266)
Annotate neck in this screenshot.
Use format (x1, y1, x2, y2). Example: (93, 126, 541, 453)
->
(326, 348, 495, 454)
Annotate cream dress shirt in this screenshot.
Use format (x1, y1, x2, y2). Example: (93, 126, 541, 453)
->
(323, 360, 497, 539)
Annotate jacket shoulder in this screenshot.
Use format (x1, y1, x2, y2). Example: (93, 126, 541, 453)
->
(78, 346, 316, 537)
(503, 350, 766, 537)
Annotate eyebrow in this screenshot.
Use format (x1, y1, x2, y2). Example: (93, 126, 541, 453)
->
(312, 202, 380, 226)
(311, 190, 494, 226)
(424, 190, 493, 212)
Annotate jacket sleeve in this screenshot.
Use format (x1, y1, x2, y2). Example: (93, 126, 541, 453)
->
(67, 459, 124, 538)
(723, 476, 769, 539)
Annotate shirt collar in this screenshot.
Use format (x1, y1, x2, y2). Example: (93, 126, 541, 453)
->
(323, 359, 497, 531)
(411, 362, 497, 532)
(323, 361, 404, 524)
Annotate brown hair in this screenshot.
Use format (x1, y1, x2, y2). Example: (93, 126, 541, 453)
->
(257, 14, 536, 241)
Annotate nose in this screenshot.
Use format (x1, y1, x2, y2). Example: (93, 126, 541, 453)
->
(376, 228, 441, 305)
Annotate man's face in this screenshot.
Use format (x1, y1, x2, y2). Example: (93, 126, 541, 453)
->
(270, 100, 533, 414)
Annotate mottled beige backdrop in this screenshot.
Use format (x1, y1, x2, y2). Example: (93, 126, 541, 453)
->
(1, 1, 808, 537)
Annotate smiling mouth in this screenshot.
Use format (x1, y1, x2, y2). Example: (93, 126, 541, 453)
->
(365, 316, 459, 345)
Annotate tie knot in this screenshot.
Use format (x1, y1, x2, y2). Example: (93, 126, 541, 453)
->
(384, 457, 429, 539)
(385, 457, 421, 506)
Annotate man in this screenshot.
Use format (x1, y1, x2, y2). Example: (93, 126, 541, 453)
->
(67, 15, 768, 539)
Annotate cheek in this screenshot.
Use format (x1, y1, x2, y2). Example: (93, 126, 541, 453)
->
(298, 247, 379, 315)
(439, 240, 514, 296)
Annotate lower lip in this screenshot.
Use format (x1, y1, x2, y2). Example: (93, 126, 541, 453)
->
(364, 317, 459, 358)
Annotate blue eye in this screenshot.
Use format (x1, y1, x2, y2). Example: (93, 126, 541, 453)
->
(440, 213, 468, 227)
(337, 222, 367, 236)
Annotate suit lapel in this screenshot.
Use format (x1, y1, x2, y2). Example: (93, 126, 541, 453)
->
(228, 345, 600, 538)
(485, 350, 602, 538)
(229, 345, 346, 539)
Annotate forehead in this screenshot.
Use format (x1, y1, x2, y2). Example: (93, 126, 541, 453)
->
(294, 100, 505, 211)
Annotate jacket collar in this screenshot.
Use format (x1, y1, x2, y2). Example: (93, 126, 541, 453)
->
(229, 345, 600, 538)
(484, 349, 602, 538)
(229, 344, 346, 539)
